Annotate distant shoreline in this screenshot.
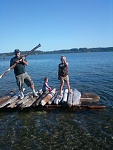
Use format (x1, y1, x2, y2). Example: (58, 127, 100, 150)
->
(0, 47, 113, 56)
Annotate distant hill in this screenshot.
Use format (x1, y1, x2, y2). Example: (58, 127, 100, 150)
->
(0, 47, 113, 56)
(44, 47, 113, 54)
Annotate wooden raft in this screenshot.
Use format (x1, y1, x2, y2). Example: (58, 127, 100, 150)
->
(0, 88, 105, 111)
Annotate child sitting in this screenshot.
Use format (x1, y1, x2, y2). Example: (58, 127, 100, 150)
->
(42, 77, 52, 93)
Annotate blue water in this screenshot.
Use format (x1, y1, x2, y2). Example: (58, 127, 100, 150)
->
(0, 52, 113, 149)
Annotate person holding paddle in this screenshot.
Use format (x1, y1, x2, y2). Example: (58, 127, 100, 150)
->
(58, 56, 72, 96)
(10, 49, 38, 99)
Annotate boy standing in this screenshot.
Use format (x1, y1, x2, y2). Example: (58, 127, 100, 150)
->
(58, 56, 72, 96)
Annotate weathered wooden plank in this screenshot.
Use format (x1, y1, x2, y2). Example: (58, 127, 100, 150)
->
(80, 93, 100, 103)
(0, 94, 18, 108)
(70, 105, 106, 111)
(0, 89, 16, 105)
(20, 91, 43, 109)
(35, 104, 106, 111)
(7, 99, 20, 108)
(7, 92, 31, 108)
(16, 93, 32, 105)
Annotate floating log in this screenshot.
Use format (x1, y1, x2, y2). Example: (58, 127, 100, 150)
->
(48, 92, 58, 105)
(67, 89, 73, 107)
(35, 90, 49, 106)
(62, 89, 68, 103)
(72, 89, 81, 106)
(54, 90, 64, 105)
(41, 89, 56, 106)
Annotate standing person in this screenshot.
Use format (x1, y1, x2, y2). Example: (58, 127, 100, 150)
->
(58, 56, 72, 96)
(10, 49, 38, 99)
(42, 77, 52, 93)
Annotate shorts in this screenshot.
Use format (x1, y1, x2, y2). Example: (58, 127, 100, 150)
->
(60, 75, 69, 84)
(15, 72, 34, 90)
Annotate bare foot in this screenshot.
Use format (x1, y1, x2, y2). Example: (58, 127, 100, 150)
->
(59, 94, 63, 97)
(69, 91, 73, 94)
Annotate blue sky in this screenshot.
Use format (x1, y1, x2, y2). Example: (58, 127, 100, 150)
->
(0, 0, 113, 53)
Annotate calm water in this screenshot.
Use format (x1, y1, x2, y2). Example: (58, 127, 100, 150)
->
(0, 52, 113, 149)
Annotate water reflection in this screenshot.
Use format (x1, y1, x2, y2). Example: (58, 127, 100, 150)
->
(0, 52, 113, 149)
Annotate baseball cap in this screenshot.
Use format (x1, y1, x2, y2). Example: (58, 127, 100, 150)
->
(14, 49, 20, 55)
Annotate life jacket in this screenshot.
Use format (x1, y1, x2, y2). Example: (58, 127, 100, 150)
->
(59, 63, 68, 77)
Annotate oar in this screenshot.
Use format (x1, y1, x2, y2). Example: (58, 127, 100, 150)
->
(0, 44, 41, 79)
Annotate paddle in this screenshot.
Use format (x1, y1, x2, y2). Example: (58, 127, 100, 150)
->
(0, 44, 41, 79)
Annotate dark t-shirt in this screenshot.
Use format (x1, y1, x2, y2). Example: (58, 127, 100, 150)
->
(10, 56, 27, 76)
(58, 63, 68, 77)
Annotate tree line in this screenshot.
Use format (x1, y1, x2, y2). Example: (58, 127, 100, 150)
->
(0, 47, 113, 57)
